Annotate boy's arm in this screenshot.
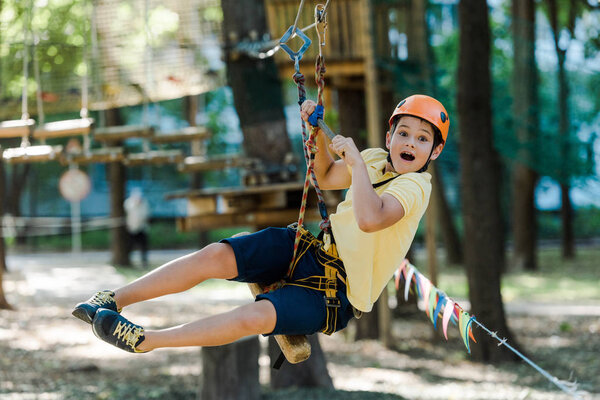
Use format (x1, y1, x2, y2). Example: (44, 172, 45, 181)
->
(312, 132, 352, 190)
(349, 162, 405, 232)
(328, 133, 405, 232)
(301, 101, 351, 190)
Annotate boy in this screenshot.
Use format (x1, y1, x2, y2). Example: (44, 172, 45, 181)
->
(73, 94, 449, 353)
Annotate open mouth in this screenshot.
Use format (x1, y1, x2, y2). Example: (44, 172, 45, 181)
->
(400, 152, 415, 161)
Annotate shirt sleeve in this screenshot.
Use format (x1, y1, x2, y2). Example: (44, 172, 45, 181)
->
(383, 173, 431, 217)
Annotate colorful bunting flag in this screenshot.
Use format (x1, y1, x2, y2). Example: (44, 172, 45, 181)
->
(441, 299, 454, 340)
(404, 265, 415, 302)
(399, 262, 477, 353)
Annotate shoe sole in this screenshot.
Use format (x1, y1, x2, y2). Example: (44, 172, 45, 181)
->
(72, 307, 94, 324)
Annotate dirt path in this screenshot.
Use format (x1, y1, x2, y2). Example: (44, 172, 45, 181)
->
(1, 251, 598, 399)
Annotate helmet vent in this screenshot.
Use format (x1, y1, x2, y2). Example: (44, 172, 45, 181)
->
(440, 112, 447, 123)
(397, 99, 406, 108)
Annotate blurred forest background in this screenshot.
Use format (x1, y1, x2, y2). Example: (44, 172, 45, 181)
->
(0, 0, 599, 399)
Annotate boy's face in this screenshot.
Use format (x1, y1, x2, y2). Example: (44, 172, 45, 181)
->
(385, 115, 443, 174)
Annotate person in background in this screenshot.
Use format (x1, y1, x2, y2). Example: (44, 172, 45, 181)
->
(124, 188, 150, 268)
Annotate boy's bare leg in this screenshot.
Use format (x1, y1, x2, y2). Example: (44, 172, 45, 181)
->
(136, 300, 276, 351)
(113, 243, 237, 309)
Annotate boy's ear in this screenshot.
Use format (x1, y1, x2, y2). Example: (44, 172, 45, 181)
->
(429, 144, 444, 161)
(385, 130, 391, 149)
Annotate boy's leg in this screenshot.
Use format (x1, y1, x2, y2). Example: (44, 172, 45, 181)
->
(96, 300, 276, 352)
(113, 242, 237, 309)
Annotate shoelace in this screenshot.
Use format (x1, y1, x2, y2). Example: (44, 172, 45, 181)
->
(89, 291, 115, 307)
(112, 320, 144, 350)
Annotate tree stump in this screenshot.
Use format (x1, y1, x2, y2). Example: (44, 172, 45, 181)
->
(200, 336, 260, 400)
(269, 334, 333, 389)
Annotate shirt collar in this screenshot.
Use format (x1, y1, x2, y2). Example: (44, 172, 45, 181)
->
(370, 157, 398, 178)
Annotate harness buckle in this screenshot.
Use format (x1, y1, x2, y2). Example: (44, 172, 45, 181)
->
(324, 295, 341, 308)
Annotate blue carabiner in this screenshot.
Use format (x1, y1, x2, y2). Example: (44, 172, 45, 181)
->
(279, 25, 312, 65)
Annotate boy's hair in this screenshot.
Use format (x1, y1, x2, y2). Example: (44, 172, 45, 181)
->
(389, 115, 445, 173)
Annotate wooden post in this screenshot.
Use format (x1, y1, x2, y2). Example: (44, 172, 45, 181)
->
(362, 0, 383, 149)
(105, 108, 130, 266)
(426, 168, 438, 287)
(200, 336, 260, 400)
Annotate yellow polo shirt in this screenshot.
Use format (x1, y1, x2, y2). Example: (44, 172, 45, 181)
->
(330, 148, 431, 312)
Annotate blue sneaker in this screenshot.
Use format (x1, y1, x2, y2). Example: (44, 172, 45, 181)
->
(92, 309, 147, 353)
(72, 290, 120, 324)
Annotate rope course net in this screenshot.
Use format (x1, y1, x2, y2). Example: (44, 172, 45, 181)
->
(0, 0, 223, 121)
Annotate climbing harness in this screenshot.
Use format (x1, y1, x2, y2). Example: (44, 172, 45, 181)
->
(254, 1, 345, 338)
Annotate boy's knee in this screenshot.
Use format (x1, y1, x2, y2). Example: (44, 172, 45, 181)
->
(239, 301, 276, 334)
(195, 242, 238, 279)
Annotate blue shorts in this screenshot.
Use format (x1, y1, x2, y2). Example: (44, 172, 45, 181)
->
(220, 226, 354, 336)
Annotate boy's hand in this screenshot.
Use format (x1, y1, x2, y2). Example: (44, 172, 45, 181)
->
(330, 135, 362, 167)
(301, 100, 318, 126)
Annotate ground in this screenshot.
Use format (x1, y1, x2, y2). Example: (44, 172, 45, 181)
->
(0, 250, 598, 400)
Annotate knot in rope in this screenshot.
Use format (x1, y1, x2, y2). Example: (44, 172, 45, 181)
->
(293, 72, 306, 105)
(306, 139, 318, 155)
(319, 219, 331, 231)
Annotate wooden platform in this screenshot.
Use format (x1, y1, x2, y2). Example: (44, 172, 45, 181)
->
(150, 126, 211, 144)
(0, 119, 35, 138)
(93, 125, 155, 142)
(33, 118, 94, 140)
(60, 147, 125, 165)
(178, 154, 259, 173)
(168, 182, 340, 231)
(124, 150, 184, 166)
(2, 145, 63, 164)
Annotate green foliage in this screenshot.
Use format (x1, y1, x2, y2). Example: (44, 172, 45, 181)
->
(432, 247, 600, 303)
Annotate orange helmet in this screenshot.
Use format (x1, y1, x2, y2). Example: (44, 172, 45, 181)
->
(388, 94, 450, 144)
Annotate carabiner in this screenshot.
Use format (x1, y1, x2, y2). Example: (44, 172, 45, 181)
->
(279, 25, 312, 64)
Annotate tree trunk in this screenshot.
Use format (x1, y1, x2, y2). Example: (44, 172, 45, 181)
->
(105, 108, 130, 266)
(0, 154, 13, 309)
(201, 336, 260, 400)
(338, 88, 367, 150)
(221, 0, 292, 174)
(409, 0, 463, 266)
(269, 335, 334, 389)
(511, 0, 539, 271)
(432, 163, 463, 264)
(457, 0, 516, 362)
(355, 304, 379, 340)
(546, 0, 575, 259)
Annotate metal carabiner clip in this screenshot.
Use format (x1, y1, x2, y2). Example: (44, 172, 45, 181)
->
(314, 4, 328, 53)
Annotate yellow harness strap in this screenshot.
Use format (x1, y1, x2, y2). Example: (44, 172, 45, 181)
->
(285, 226, 346, 336)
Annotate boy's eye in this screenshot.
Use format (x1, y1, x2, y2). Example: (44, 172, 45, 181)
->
(419, 136, 429, 142)
(398, 131, 407, 136)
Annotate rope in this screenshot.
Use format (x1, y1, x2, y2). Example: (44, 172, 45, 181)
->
(472, 319, 583, 399)
(286, 4, 333, 278)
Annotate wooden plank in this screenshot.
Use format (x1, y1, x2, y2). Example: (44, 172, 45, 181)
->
(33, 118, 94, 140)
(166, 181, 305, 200)
(177, 208, 320, 231)
(94, 125, 155, 142)
(187, 197, 217, 217)
(150, 126, 211, 144)
(60, 147, 124, 165)
(2, 145, 63, 164)
(124, 150, 184, 166)
(0, 119, 35, 138)
(277, 60, 365, 82)
(178, 154, 258, 173)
